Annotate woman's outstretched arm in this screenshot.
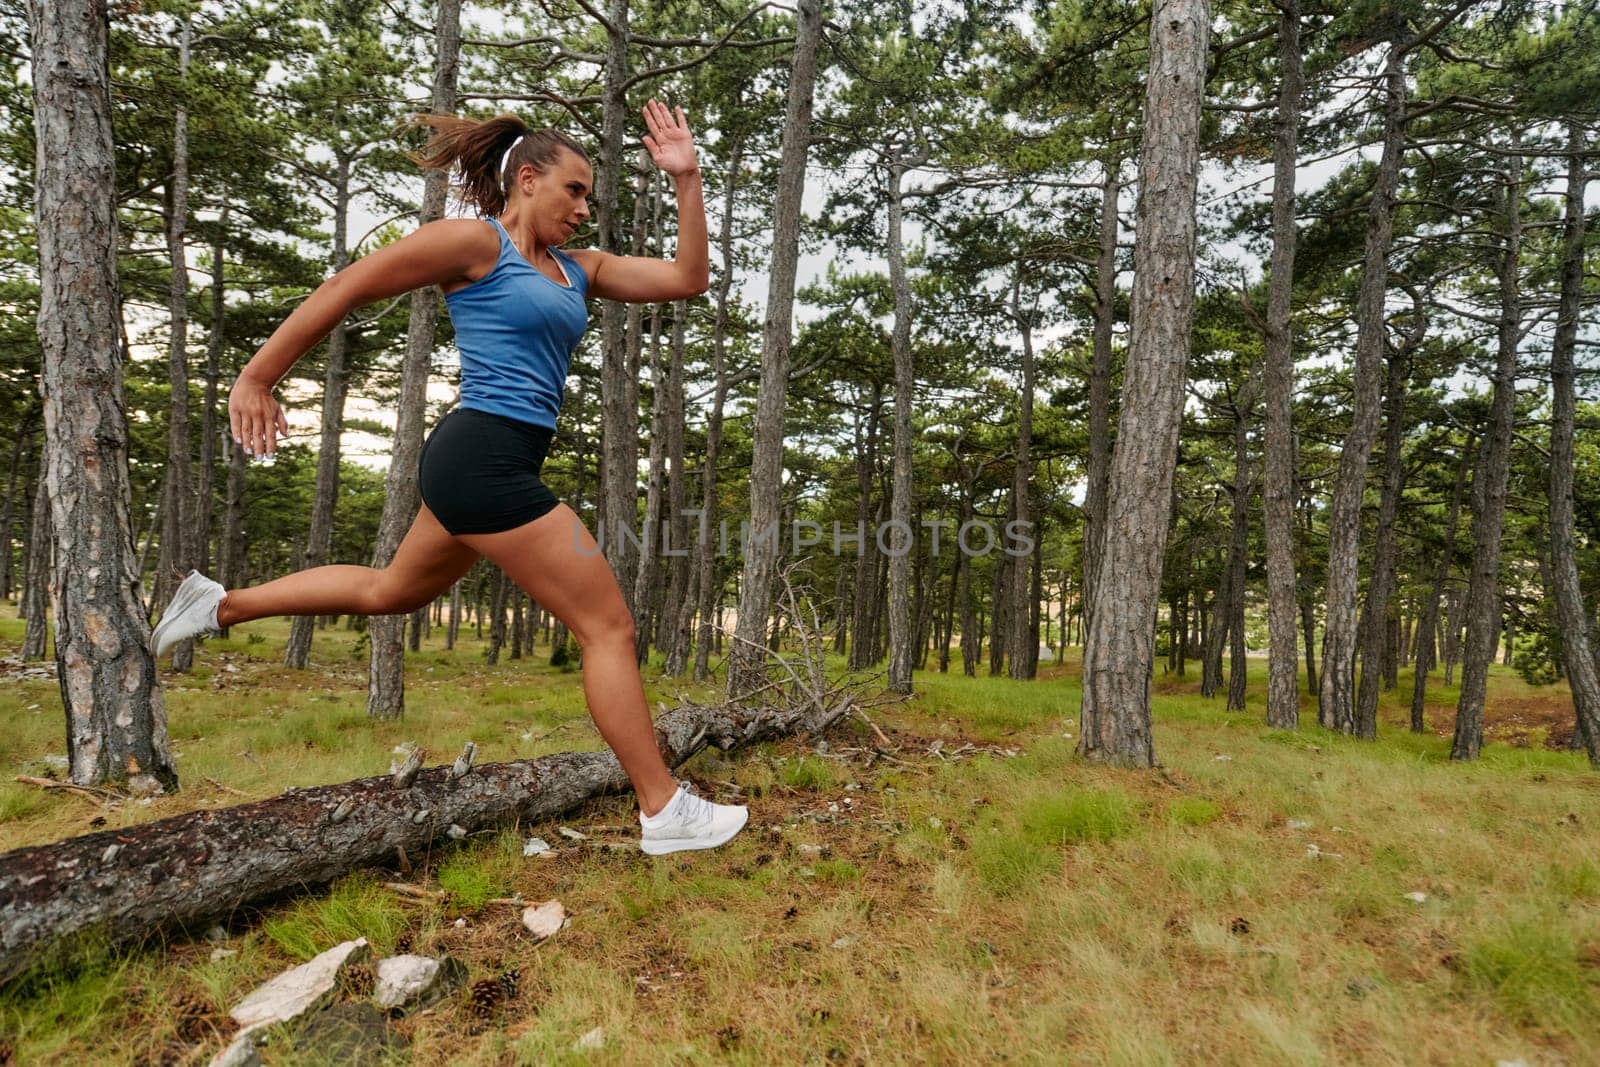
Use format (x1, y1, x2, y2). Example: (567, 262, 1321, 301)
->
(230, 219, 496, 458)
(570, 101, 710, 304)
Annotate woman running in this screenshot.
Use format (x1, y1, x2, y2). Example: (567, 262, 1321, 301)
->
(151, 101, 746, 856)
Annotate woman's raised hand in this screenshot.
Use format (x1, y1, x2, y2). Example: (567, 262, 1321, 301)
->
(229, 374, 289, 460)
(641, 100, 698, 178)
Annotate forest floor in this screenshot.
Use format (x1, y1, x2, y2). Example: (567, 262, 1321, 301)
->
(0, 609, 1596, 1065)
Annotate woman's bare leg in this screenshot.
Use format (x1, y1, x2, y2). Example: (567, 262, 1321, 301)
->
(456, 504, 679, 817)
(217, 505, 479, 626)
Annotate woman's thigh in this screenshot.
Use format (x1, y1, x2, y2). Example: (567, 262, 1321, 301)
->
(455, 504, 632, 644)
(379, 503, 481, 609)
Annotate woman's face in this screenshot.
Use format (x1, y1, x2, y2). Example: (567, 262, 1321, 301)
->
(512, 149, 592, 247)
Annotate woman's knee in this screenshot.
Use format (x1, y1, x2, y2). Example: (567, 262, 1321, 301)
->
(572, 610, 636, 653)
(360, 569, 428, 616)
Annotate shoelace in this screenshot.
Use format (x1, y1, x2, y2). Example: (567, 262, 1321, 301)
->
(677, 789, 716, 830)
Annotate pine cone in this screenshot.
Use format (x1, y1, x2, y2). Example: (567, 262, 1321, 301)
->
(0, 1037, 16, 1066)
(469, 977, 504, 1019)
(498, 967, 521, 1001)
(395, 931, 415, 955)
(341, 963, 376, 999)
(171, 989, 211, 1042)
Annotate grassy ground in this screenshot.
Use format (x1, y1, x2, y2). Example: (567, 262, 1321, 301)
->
(0, 608, 1597, 1065)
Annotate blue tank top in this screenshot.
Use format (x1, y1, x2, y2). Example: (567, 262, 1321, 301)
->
(444, 217, 589, 429)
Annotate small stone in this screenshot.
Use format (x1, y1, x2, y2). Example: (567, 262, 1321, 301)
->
(1286, 819, 1312, 830)
(453, 918, 466, 929)
(523, 836, 551, 857)
(830, 936, 856, 950)
(1213, 754, 1233, 763)
(797, 843, 823, 857)
(446, 824, 467, 840)
(373, 954, 463, 1010)
(229, 939, 369, 1037)
(558, 826, 588, 841)
(1405, 891, 1428, 904)
(522, 900, 567, 941)
(573, 1026, 604, 1051)
(208, 1033, 261, 1067)
(927, 816, 942, 830)
(210, 948, 239, 962)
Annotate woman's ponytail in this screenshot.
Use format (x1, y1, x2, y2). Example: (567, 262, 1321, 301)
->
(409, 114, 589, 218)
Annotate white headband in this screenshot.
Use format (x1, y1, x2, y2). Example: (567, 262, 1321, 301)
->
(498, 134, 527, 185)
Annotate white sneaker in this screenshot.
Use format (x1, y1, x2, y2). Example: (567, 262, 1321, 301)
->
(639, 784, 749, 855)
(149, 570, 226, 658)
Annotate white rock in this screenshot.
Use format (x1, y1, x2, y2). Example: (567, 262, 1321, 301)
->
(573, 1026, 605, 1051)
(522, 899, 567, 941)
(446, 824, 467, 840)
(210, 948, 239, 962)
(374, 955, 443, 1010)
(926, 816, 942, 830)
(1287, 819, 1312, 830)
(558, 826, 587, 841)
(1213, 754, 1233, 763)
(523, 836, 552, 857)
(797, 843, 823, 856)
(208, 1033, 262, 1067)
(229, 938, 369, 1037)
(830, 935, 857, 950)
(1405, 891, 1428, 904)
(453, 918, 466, 929)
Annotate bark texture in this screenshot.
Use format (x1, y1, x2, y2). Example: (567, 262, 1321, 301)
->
(368, 0, 459, 719)
(1261, 0, 1302, 729)
(29, 0, 176, 792)
(285, 152, 354, 669)
(727, 0, 822, 697)
(886, 159, 918, 693)
(1078, 0, 1209, 767)
(1544, 124, 1599, 766)
(1082, 152, 1122, 631)
(1452, 145, 1522, 762)
(1318, 40, 1407, 734)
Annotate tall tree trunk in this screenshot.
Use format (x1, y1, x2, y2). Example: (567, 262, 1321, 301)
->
(1452, 142, 1522, 762)
(1319, 39, 1407, 734)
(726, 0, 822, 698)
(0, 413, 36, 602)
(1078, 0, 1208, 767)
(285, 153, 354, 669)
(1443, 586, 1462, 685)
(849, 388, 882, 671)
(1008, 274, 1037, 682)
(990, 494, 1015, 676)
(369, 0, 459, 719)
(886, 159, 918, 693)
(1226, 386, 1256, 712)
(692, 131, 744, 683)
(1082, 150, 1122, 630)
(1411, 441, 1470, 733)
(597, 0, 640, 609)
(29, 0, 176, 792)
(1544, 123, 1599, 766)
(1201, 552, 1227, 699)
(21, 458, 49, 661)
(661, 304, 693, 676)
(1261, 0, 1303, 728)
(634, 284, 667, 664)
(485, 570, 509, 666)
(446, 580, 461, 650)
(1356, 341, 1412, 738)
(156, 14, 196, 672)
(196, 207, 228, 576)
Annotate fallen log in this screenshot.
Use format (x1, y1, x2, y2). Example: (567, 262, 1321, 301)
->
(0, 697, 850, 986)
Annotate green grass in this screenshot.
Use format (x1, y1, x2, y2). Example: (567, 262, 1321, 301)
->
(1, 611, 1598, 1064)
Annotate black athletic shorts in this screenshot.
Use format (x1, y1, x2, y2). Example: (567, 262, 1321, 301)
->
(418, 407, 561, 535)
